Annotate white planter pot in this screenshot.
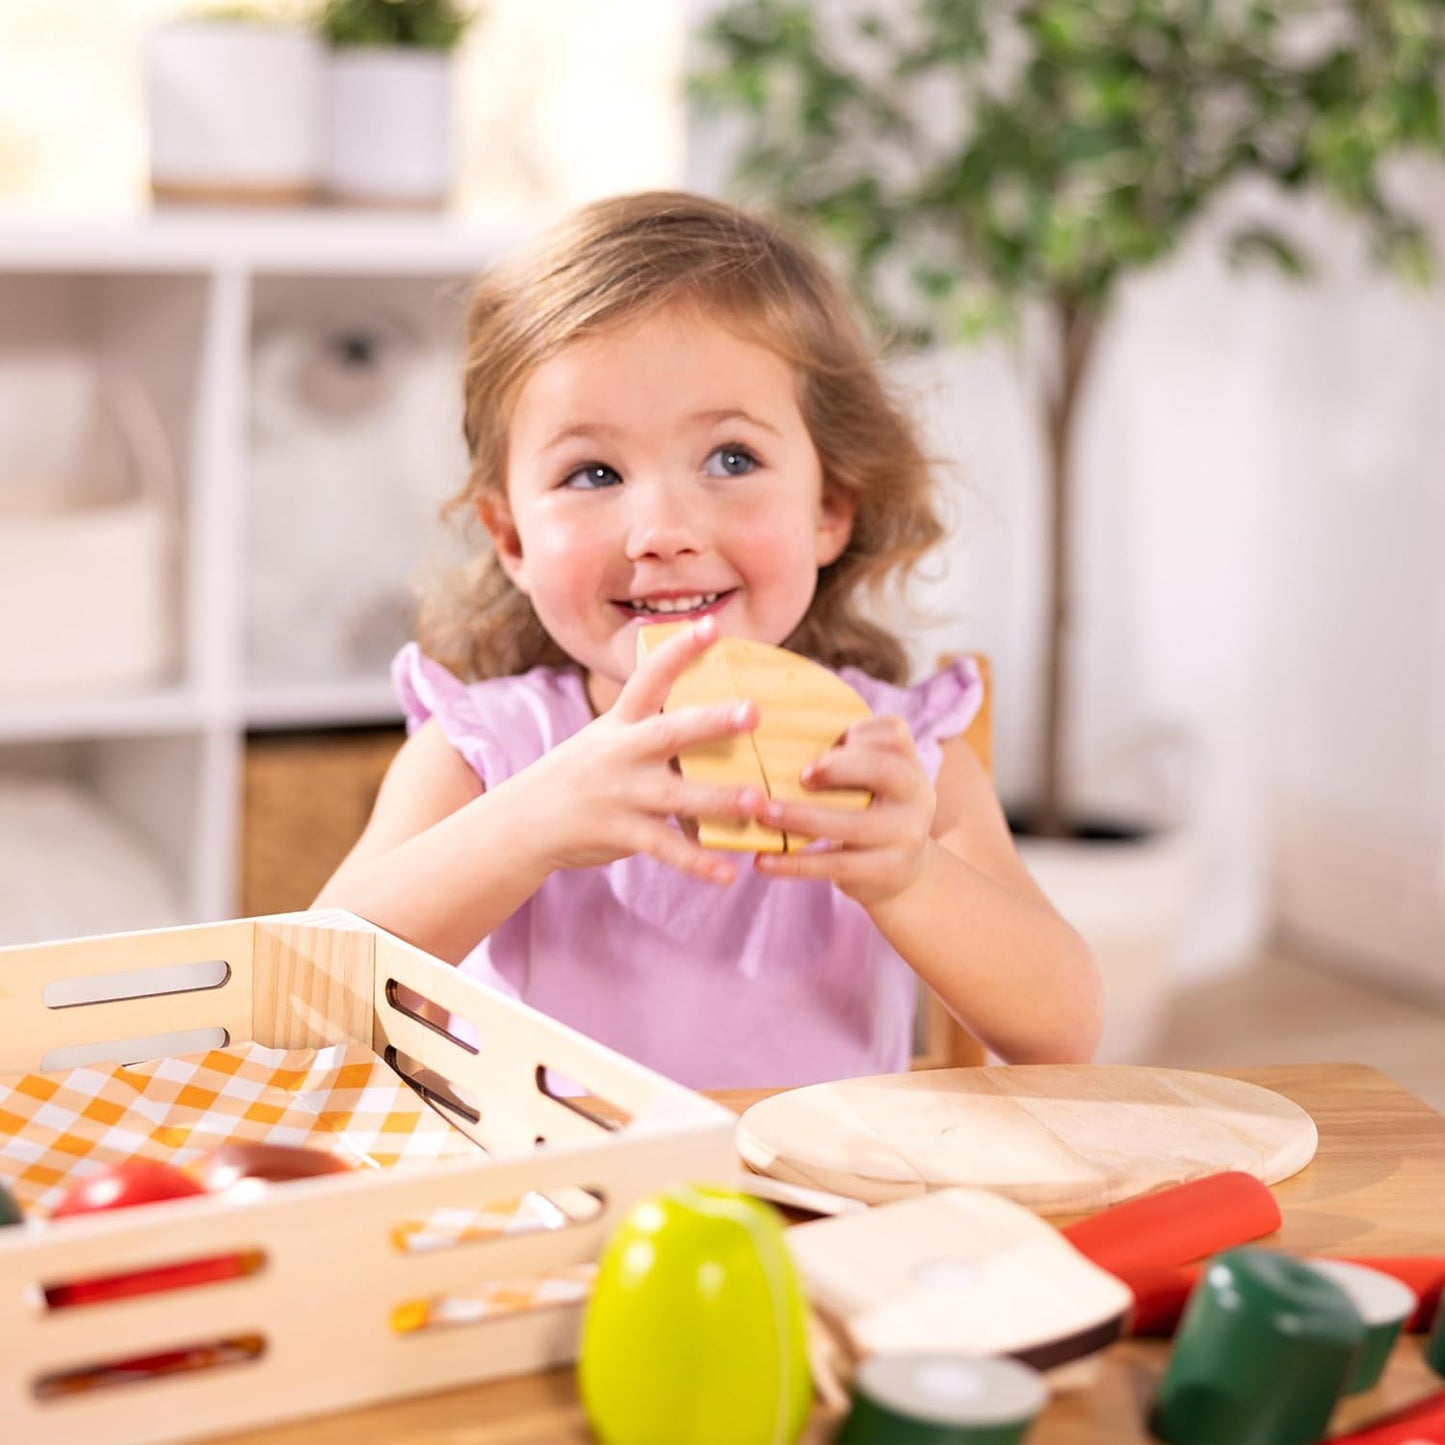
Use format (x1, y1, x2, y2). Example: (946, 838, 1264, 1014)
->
(1017, 826, 1197, 1064)
(144, 22, 323, 203)
(324, 49, 455, 207)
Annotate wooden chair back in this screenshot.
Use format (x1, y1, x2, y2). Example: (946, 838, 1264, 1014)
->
(911, 655, 990, 1070)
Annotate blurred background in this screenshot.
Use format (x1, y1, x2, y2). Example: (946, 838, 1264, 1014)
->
(0, 0, 1442, 1092)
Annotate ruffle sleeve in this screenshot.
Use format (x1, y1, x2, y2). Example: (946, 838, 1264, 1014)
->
(840, 656, 983, 782)
(394, 641, 599, 791)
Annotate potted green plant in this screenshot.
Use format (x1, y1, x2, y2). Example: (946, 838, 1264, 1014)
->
(692, 0, 1444, 1057)
(144, 2, 323, 204)
(320, 0, 480, 206)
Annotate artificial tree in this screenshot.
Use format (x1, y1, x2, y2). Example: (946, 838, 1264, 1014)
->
(693, 0, 1444, 838)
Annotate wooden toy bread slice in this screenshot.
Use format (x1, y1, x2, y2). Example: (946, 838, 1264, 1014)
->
(636, 624, 872, 852)
(636, 624, 778, 852)
(787, 1187, 1132, 1389)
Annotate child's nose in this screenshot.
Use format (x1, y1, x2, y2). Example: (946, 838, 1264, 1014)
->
(623, 484, 701, 560)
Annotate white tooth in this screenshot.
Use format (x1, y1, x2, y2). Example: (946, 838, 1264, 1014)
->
(629, 592, 719, 614)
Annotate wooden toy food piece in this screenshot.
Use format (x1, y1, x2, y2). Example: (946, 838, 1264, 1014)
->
(191, 1141, 355, 1192)
(578, 1183, 812, 1445)
(637, 624, 872, 852)
(1061, 1170, 1281, 1275)
(1116, 1264, 1201, 1336)
(1150, 1247, 1365, 1445)
(51, 1158, 206, 1219)
(1303, 1259, 1415, 1394)
(837, 1353, 1046, 1445)
(786, 1187, 1132, 1389)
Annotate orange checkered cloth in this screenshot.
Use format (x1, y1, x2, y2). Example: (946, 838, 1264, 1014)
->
(0, 1042, 598, 1328)
(0, 1041, 481, 1217)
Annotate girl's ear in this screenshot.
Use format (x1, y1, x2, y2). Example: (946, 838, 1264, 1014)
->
(477, 494, 529, 593)
(815, 486, 857, 568)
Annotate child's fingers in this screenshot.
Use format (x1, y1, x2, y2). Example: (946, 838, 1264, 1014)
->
(630, 818, 739, 885)
(800, 746, 920, 802)
(612, 617, 721, 724)
(842, 715, 916, 750)
(755, 844, 865, 885)
(637, 698, 758, 762)
(755, 796, 893, 848)
(644, 778, 768, 824)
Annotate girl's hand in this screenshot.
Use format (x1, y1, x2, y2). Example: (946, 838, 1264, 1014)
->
(753, 714, 936, 907)
(520, 618, 763, 884)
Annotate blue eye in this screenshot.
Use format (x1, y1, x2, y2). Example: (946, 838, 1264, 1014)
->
(703, 445, 758, 478)
(562, 463, 621, 491)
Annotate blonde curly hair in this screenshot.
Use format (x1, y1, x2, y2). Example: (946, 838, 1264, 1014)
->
(420, 190, 944, 685)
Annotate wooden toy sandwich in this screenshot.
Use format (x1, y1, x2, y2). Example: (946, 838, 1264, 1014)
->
(637, 622, 873, 852)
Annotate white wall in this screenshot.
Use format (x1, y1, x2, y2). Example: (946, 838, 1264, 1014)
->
(896, 172, 1445, 988)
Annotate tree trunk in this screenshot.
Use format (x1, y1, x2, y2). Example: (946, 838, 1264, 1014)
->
(1036, 299, 1098, 839)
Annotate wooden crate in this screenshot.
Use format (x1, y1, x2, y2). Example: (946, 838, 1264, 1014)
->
(0, 910, 735, 1444)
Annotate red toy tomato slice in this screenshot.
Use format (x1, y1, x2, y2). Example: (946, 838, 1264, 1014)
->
(52, 1159, 204, 1218)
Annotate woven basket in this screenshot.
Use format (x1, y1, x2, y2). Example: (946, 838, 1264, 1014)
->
(240, 727, 405, 915)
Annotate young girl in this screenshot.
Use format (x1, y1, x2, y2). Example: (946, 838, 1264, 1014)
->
(315, 191, 1100, 1089)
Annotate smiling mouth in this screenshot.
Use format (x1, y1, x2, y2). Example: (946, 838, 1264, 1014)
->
(616, 590, 734, 619)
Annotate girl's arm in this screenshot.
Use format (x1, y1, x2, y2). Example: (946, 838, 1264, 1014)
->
(865, 736, 1102, 1064)
(313, 718, 554, 963)
(755, 721, 1101, 1064)
(314, 619, 766, 964)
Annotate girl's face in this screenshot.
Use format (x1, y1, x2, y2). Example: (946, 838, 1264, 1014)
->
(485, 305, 855, 711)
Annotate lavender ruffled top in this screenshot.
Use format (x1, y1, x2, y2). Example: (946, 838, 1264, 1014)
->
(393, 643, 982, 1091)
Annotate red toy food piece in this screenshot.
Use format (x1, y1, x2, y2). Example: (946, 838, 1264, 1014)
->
(1328, 1389, 1445, 1443)
(52, 1159, 204, 1218)
(1061, 1171, 1281, 1275)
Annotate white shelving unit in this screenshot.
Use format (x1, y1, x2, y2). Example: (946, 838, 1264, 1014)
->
(0, 210, 533, 943)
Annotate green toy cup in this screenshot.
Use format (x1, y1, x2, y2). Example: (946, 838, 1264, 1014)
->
(1150, 1247, 1366, 1445)
(1305, 1259, 1415, 1394)
(836, 1353, 1046, 1445)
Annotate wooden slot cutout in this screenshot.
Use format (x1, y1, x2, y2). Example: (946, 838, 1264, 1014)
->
(42, 959, 232, 1009)
(385, 1046, 481, 1124)
(41, 1027, 230, 1073)
(384, 978, 479, 1054)
(33, 1334, 266, 1400)
(535, 1064, 631, 1132)
(43, 1249, 265, 1310)
(389, 1188, 606, 1335)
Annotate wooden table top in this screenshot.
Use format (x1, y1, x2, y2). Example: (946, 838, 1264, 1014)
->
(216, 1063, 1445, 1445)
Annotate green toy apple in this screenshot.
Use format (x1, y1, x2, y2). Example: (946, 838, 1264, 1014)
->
(579, 1184, 812, 1445)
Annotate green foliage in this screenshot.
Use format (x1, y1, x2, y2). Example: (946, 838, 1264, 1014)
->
(321, 0, 477, 51)
(692, 0, 1445, 342)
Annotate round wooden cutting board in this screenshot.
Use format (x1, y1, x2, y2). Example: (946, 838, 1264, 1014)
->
(736, 1066, 1318, 1215)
